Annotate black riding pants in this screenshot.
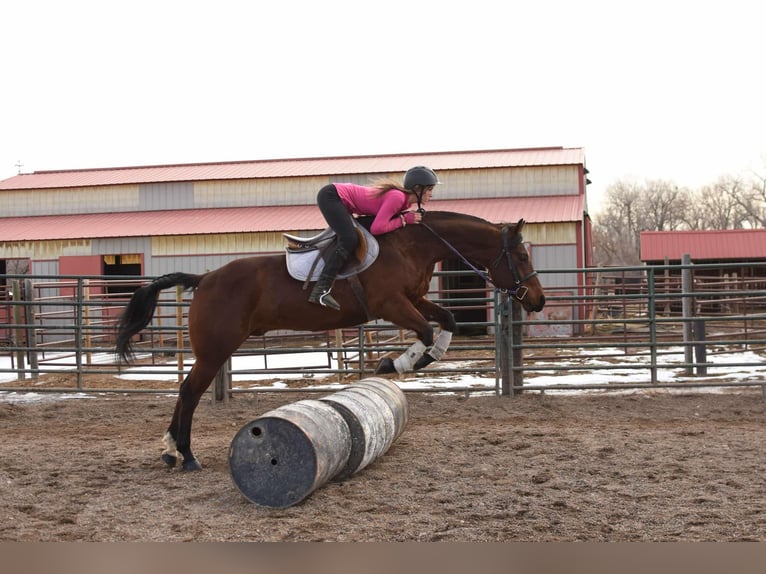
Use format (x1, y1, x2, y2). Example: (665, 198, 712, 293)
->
(317, 184, 359, 254)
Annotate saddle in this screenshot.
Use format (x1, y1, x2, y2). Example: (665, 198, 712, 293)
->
(284, 220, 379, 282)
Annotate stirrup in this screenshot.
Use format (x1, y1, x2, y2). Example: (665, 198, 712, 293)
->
(315, 290, 341, 311)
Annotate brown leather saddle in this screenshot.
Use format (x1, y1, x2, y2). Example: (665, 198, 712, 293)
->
(283, 221, 379, 282)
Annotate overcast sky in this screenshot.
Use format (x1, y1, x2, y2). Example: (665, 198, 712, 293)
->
(2, 1, 763, 214)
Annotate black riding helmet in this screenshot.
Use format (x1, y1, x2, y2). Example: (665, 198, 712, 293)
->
(403, 166, 441, 191)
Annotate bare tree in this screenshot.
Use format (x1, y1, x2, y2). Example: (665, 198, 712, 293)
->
(592, 162, 766, 266)
(685, 178, 748, 230)
(593, 179, 691, 265)
(642, 179, 690, 231)
(742, 162, 766, 226)
(592, 180, 645, 265)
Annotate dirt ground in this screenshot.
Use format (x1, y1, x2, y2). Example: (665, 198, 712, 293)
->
(0, 378, 764, 542)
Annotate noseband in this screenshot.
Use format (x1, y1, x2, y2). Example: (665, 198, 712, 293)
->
(420, 222, 537, 302)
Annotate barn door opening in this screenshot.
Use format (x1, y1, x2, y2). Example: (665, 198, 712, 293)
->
(441, 258, 488, 336)
(102, 254, 143, 296)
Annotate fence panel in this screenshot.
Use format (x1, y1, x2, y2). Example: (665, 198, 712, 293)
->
(2, 263, 766, 398)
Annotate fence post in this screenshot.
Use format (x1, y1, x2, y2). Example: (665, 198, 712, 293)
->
(511, 300, 523, 394)
(498, 292, 524, 397)
(498, 292, 511, 396)
(176, 285, 184, 384)
(213, 357, 231, 403)
(23, 278, 38, 379)
(681, 254, 694, 375)
(693, 319, 707, 375)
(74, 278, 84, 389)
(647, 267, 658, 384)
(12, 280, 25, 380)
(83, 278, 92, 366)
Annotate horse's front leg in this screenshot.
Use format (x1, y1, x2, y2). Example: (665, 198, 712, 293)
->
(412, 298, 456, 370)
(374, 298, 439, 375)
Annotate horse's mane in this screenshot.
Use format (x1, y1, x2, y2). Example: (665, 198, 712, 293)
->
(422, 210, 492, 225)
(355, 210, 505, 233)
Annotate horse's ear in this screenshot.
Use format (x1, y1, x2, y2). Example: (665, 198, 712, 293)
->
(517, 218, 525, 231)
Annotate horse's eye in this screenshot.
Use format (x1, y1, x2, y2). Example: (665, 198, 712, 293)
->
(519, 251, 529, 262)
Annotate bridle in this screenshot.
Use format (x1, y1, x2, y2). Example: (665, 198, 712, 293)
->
(419, 221, 538, 302)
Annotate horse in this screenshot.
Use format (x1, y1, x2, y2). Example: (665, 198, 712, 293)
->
(115, 211, 546, 470)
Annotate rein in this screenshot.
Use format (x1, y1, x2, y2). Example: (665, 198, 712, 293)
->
(419, 222, 537, 301)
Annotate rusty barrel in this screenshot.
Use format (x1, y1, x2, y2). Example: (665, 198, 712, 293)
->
(319, 377, 408, 480)
(228, 399, 351, 508)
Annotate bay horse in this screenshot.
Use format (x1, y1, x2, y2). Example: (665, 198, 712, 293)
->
(115, 211, 545, 470)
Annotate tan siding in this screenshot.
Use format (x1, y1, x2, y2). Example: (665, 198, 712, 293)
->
(523, 223, 577, 245)
(444, 166, 581, 198)
(1, 165, 580, 216)
(188, 167, 581, 208)
(0, 239, 92, 259)
(151, 231, 308, 256)
(194, 176, 330, 207)
(145, 224, 574, 260)
(0, 186, 140, 216)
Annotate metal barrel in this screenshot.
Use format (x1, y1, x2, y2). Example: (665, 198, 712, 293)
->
(228, 399, 351, 509)
(320, 387, 395, 480)
(320, 377, 408, 480)
(348, 377, 409, 441)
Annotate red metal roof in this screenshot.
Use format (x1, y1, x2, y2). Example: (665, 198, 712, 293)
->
(0, 196, 583, 242)
(0, 147, 585, 191)
(640, 229, 766, 262)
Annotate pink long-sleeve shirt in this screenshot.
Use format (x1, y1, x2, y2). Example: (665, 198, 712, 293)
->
(334, 183, 411, 235)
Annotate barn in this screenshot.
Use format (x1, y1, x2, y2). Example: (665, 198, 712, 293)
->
(640, 228, 766, 315)
(0, 146, 592, 334)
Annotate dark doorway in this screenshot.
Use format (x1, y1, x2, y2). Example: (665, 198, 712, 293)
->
(441, 259, 488, 336)
(103, 254, 142, 296)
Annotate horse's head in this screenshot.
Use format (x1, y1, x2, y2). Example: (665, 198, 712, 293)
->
(488, 219, 546, 312)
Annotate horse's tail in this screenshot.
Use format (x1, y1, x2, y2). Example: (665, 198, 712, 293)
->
(115, 272, 203, 364)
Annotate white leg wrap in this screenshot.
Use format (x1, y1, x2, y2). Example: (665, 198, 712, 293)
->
(393, 340, 427, 374)
(428, 330, 453, 361)
(163, 431, 179, 458)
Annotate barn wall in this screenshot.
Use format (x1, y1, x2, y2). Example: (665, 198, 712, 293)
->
(0, 165, 582, 218)
(194, 176, 330, 207)
(0, 239, 92, 260)
(149, 253, 253, 276)
(30, 259, 59, 276)
(1, 162, 587, 281)
(139, 182, 194, 210)
(523, 223, 577, 245)
(0, 186, 141, 217)
(530, 244, 579, 290)
(439, 166, 580, 198)
(151, 232, 299, 257)
(3, 226, 577, 279)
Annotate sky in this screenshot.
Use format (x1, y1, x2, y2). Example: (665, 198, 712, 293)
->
(2, 1, 764, 214)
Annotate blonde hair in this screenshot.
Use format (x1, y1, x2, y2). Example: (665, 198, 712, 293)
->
(370, 177, 412, 198)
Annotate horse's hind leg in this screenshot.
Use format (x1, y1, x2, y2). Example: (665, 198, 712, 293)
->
(162, 360, 221, 471)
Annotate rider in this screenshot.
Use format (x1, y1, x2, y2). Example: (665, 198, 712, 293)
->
(308, 165, 441, 311)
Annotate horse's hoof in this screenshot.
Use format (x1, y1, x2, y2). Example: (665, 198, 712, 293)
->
(413, 353, 436, 371)
(181, 458, 203, 471)
(374, 357, 396, 375)
(161, 452, 178, 468)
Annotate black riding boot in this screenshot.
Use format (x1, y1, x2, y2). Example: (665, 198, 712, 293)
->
(308, 245, 350, 311)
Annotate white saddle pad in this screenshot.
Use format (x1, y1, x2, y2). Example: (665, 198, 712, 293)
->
(285, 226, 379, 281)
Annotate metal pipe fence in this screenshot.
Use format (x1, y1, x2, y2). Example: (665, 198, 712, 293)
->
(2, 262, 766, 398)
